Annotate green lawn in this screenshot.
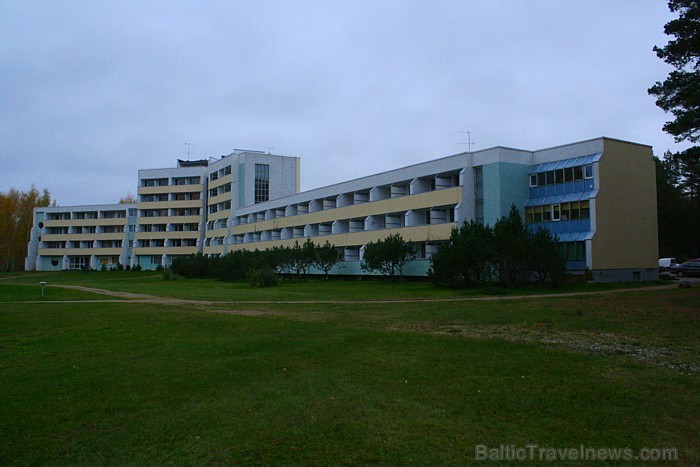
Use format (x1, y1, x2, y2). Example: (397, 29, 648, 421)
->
(3, 270, 669, 302)
(0, 275, 697, 464)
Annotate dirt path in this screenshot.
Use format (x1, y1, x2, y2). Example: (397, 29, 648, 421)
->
(8, 282, 695, 374)
(38, 283, 677, 305)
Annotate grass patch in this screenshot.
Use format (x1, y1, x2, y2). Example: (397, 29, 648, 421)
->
(0, 275, 697, 463)
(8, 270, 668, 302)
(0, 284, 113, 302)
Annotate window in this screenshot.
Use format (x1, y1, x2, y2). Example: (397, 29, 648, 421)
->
(580, 200, 590, 220)
(69, 256, 89, 270)
(474, 167, 484, 224)
(555, 169, 564, 184)
(537, 172, 546, 187)
(545, 171, 555, 185)
(574, 165, 583, 181)
(142, 178, 168, 187)
(565, 167, 574, 183)
(584, 164, 594, 179)
(529, 174, 537, 187)
(533, 205, 542, 223)
(255, 163, 270, 203)
(570, 202, 580, 220)
(542, 206, 551, 222)
(552, 204, 561, 221)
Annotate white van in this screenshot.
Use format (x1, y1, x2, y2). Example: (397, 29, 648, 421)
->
(659, 258, 677, 273)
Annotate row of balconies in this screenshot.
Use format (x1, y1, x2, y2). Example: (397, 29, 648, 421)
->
(226, 206, 456, 246)
(139, 192, 201, 202)
(133, 239, 198, 248)
(40, 240, 124, 249)
(141, 176, 201, 187)
(44, 209, 133, 221)
(139, 208, 201, 218)
(233, 173, 460, 226)
(136, 222, 201, 233)
(42, 225, 127, 236)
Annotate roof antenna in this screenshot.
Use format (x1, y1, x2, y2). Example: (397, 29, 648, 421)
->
(184, 143, 193, 160)
(266, 147, 273, 154)
(456, 131, 475, 153)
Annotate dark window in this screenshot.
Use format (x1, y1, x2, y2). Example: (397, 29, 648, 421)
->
(580, 200, 590, 220)
(576, 241, 586, 261)
(546, 171, 555, 185)
(255, 164, 270, 203)
(542, 205, 551, 222)
(529, 174, 537, 187)
(555, 169, 564, 184)
(565, 167, 574, 183)
(533, 206, 542, 223)
(561, 203, 570, 221)
(474, 167, 484, 224)
(574, 165, 583, 181)
(584, 164, 594, 179)
(570, 202, 580, 220)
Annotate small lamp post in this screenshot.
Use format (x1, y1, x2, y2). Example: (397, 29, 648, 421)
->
(39, 281, 47, 299)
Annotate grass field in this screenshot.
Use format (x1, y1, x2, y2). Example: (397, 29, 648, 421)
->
(0, 272, 698, 464)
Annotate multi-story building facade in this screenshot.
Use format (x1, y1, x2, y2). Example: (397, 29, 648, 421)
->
(133, 159, 208, 269)
(26, 204, 137, 271)
(26, 137, 659, 281)
(203, 149, 300, 256)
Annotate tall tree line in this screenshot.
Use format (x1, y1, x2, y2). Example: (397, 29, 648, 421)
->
(0, 187, 53, 271)
(650, 0, 700, 259)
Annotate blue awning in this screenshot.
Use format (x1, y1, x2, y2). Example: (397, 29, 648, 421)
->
(556, 231, 595, 242)
(529, 152, 602, 174)
(526, 189, 598, 206)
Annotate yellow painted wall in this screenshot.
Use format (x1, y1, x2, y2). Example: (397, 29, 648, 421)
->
(43, 218, 127, 227)
(38, 248, 123, 256)
(137, 184, 203, 195)
(139, 200, 200, 209)
(42, 233, 125, 241)
(591, 139, 658, 269)
(227, 223, 454, 252)
(203, 245, 224, 255)
(134, 246, 199, 255)
(208, 174, 232, 189)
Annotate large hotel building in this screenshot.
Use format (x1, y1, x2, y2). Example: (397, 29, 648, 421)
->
(26, 137, 659, 281)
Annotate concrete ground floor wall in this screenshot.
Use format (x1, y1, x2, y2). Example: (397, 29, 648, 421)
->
(591, 268, 659, 282)
(31, 253, 659, 283)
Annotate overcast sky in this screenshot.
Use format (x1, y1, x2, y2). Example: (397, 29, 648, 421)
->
(0, 0, 685, 206)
